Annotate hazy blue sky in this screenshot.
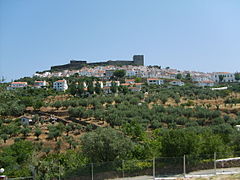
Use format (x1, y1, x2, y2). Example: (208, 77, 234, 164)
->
(0, 0, 240, 81)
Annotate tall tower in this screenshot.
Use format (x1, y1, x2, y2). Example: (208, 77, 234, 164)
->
(133, 55, 144, 66)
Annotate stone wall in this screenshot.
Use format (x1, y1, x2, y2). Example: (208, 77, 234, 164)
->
(50, 55, 144, 71)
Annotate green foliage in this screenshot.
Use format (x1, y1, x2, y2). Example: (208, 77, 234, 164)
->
(20, 127, 31, 138)
(34, 127, 42, 140)
(219, 75, 224, 82)
(161, 128, 229, 157)
(48, 124, 64, 141)
(0, 140, 34, 177)
(113, 69, 126, 79)
(81, 127, 134, 162)
(235, 73, 240, 81)
(176, 73, 182, 79)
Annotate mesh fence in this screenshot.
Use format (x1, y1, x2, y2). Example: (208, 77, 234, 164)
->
(186, 153, 216, 176)
(155, 157, 183, 177)
(64, 164, 92, 180)
(123, 159, 153, 178)
(216, 152, 240, 174)
(5, 153, 240, 180)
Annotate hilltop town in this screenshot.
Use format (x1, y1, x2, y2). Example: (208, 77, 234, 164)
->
(21, 55, 239, 91)
(1, 55, 240, 180)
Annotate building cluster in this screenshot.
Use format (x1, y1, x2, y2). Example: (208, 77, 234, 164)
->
(7, 59, 239, 92)
(35, 64, 238, 86)
(6, 76, 192, 93)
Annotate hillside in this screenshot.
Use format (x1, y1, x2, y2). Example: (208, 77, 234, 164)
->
(0, 80, 240, 179)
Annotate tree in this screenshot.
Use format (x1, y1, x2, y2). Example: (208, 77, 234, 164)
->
(161, 129, 201, 157)
(33, 99, 44, 110)
(21, 127, 31, 138)
(81, 127, 134, 162)
(113, 70, 126, 79)
(0, 140, 34, 177)
(34, 128, 42, 140)
(48, 125, 62, 141)
(69, 83, 77, 96)
(176, 74, 182, 79)
(219, 75, 224, 82)
(65, 124, 73, 136)
(160, 95, 168, 104)
(94, 82, 102, 94)
(0, 134, 8, 143)
(110, 81, 117, 93)
(235, 73, 240, 81)
(76, 82, 85, 96)
(185, 73, 191, 80)
(87, 81, 94, 94)
(52, 101, 62, 109)
(64, 135, 77, 149)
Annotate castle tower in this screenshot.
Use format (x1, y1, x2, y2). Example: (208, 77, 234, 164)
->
(133, 55, 144, 66)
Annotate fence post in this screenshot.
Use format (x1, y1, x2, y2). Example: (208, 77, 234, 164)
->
(122, 160, 125, 178)
(59, 161, 61, 180)
(91, 163, 94, 180)
(153, 157, 155, 179)
(183, 155, 186, 178)
(214, 152, 217, 175)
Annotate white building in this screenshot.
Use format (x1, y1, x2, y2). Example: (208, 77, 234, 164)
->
(53, 79, 68, 91)
(7, 82, 28, 90)
(125, 79, 135, 84)
(105, 81, 120, 87)
(147, 78, 164, 85)
(93, 81, 104, 88)
(212, 72, 236, 83)
(21, 116, 34, 126)
(34, 80, 47, 88)
(169, 80, 185, 86)
(196, 81, 215, 87)
(192, 75, 212, 82)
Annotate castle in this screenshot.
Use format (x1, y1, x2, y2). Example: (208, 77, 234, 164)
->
(51, 55, 144, 71)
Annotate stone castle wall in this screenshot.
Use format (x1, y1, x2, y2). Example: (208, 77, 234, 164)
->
(51, 55, 144, 71)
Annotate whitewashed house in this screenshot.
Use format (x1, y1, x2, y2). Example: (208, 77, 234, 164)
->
(7, 82, 28, 90)
(126, 70, 137, 77)
(104, 81, 120, 87)
(93, 81, 104, 88)
(34, 80, 47, 88)
(53, 79, 68, 91)
(169, 80, 185, 86)
(21, 116, 34, 126)
(125, 79, 135, 84)
(196, 81, 215, 87)
(147, 78, 164, 85)
(212, 72, 236, 83)
(192, 75, 211, 82)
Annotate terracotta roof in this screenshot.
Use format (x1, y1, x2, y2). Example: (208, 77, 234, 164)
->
(11, 82, 28, 84)
(121, 83, 131, 86)
(103, 86, 110, 89)
(215, 72, 230, 74)
(56, 80, 66, 82)
(199, 81, 214, 83)
(128, 87, 140, 89)
(147, 78, 160, 81)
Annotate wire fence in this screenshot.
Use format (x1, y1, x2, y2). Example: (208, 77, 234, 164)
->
(3, 152, 240, 180)
(64, 153, 240, 180)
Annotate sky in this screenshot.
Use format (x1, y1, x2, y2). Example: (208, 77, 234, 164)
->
(0, 0, 240, 81)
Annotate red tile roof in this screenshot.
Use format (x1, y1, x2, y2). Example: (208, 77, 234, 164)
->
(56, 80, 66, 82)
(11, 82, 28, 84)
(147, 78, 159, 81)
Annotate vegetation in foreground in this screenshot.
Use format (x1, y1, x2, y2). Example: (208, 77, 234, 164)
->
(0, 77, 240, 179)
